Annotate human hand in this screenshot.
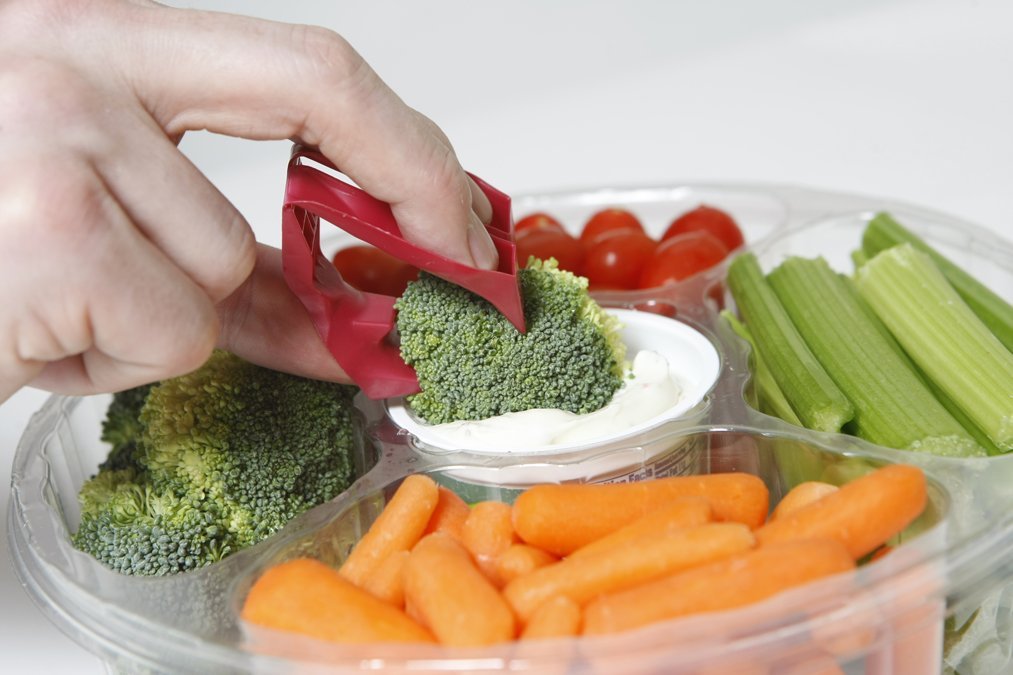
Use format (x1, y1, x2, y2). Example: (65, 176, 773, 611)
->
(0, 0, 496, 403)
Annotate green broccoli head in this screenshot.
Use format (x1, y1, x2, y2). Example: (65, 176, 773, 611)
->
(73, 351, 361, 575)
(98, 383, 155, 472)
(73, 466, 234, 575)
(394, 258, 627, 424)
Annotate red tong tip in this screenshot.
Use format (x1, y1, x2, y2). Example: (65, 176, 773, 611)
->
(281, 146, 524, 399)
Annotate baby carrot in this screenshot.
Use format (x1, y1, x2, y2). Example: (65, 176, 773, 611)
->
(361, 549, 409, 608)
(582, 539, 854, 636)
(504, 522, 755, 623)
(755, 464, 927, 559)
(568, 496, 712, 559)
(462, 500, 520, 585)
(339, 474, 439, 586)
(520, 596, 582, 640)
(422, 486, 471, 541)
(771, 481, 839, 520)
(241, 558, 434, 644)
(495, 543, 559, 586)
(513, 473, 768, 556)
(695, 662, 770, 675)
(404, 532, 516, 646)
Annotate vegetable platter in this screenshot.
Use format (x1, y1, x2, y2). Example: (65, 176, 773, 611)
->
(9, 182, 1013, 674)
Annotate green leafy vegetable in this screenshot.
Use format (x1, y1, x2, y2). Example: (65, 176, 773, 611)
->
(73, 351, 361, 576)
(862, 212, 1013, 351)
(767, 255, 980, 456)
(394, 258, 626, 425)
(726, 253, 854, 433)
(855, 243, 1013, 452)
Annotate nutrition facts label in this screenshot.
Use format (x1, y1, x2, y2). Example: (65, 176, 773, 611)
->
(603, 435, 706, 484)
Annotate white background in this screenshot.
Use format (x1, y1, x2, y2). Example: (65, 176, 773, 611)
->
(2, 1, 1011, 672)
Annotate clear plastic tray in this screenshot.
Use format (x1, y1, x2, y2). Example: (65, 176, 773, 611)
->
(8, 183, 1013, 674)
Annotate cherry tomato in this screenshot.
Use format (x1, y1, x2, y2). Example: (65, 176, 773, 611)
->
(662, 205, 744, 252)
(633, 301, 678, 318)
(638, 230, 728, 289)
(515, 227, 583, 272)
(579, 208, 644, 246)
(514, 212, 564, 235)
(332, 245, 420, 296)
(582, 230, 658, 290)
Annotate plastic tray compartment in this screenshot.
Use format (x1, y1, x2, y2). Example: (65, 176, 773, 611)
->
(8, 183, 1013, 674)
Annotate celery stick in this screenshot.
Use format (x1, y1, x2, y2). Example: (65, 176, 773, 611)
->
(862, 212, 1013, 351)
(727, 253, 853, 433)
(839, 275, 1000, 455)
(769, 257, 980, 457)
(721, 310, 802, 426)
(855, 243, 1013, 452)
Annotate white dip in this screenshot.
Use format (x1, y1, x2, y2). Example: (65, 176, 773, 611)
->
(418, 350, 683, 451)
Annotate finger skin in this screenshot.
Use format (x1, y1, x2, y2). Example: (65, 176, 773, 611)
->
(215, 245, 351, 383)
(79, 0, 489, 268)
(0, 0, 481, 400)
(0, 155, 219, 397)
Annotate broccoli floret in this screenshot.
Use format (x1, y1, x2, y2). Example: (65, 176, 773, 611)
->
(98, 383, 155, 472)
(395, 258, 627, 424)
(73, 351, 360, 576)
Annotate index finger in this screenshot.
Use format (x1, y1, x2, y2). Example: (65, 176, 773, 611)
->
(64, 1, 496, 269)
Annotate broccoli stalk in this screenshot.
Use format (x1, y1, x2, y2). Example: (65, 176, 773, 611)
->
(73, 351, 361, 576)
(395, 258, 627, 424)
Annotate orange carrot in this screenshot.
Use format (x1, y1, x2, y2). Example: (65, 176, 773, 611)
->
(568, 496, 712, 559)
(361, 549, 409, 608)
(241, 558, 434, 644)
(339, 474, 439, 586)
(423, 486, 471, 541)
(695, 662, 770, 675)
(520, 596, 581, 640)
(505, 522, 755, 623)
(755, 465, 927, 560)
(780, 657, 845, 674)
(495, 543, 559, 586)
(513, 473, 769, 556)
(771, 481, 839, 520)
(582, 539, 855, 636)
(462, 500, 520, 585)
(404, 532, 516, 646)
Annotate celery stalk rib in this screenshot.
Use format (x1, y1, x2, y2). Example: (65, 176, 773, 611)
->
(839, 274, 1001, 455)
(721, 310, 802, 426)
(727, 253, 853, 433)
(768, 257, 980, 457)
(855, 244, 1013, 452)
(862, 212, 1013, 351)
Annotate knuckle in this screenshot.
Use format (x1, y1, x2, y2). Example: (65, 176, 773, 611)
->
(425, 144, 471, 206)
(163, 331, 217, 377)
(0, 158, 104, 245)
(288, 25, 375, 94)
(207, 214, 256, 301)
(0, 58, 100, 131)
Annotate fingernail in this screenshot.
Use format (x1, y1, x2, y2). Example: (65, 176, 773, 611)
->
(468, 214, 499, 270)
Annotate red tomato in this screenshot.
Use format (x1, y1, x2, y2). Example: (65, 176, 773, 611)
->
(582, 230, 658, 290)
(514, 212, 564, 235)
(662, 205, 744, 252)
(579, 208, 644, 246)
(515, 227, 583, 272)
(332, 245, 420, 296)
(633, 301, 678, 318)
(638, 231, 729, 289)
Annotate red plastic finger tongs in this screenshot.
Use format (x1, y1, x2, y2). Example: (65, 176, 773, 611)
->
(281, 145, 525, 400)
